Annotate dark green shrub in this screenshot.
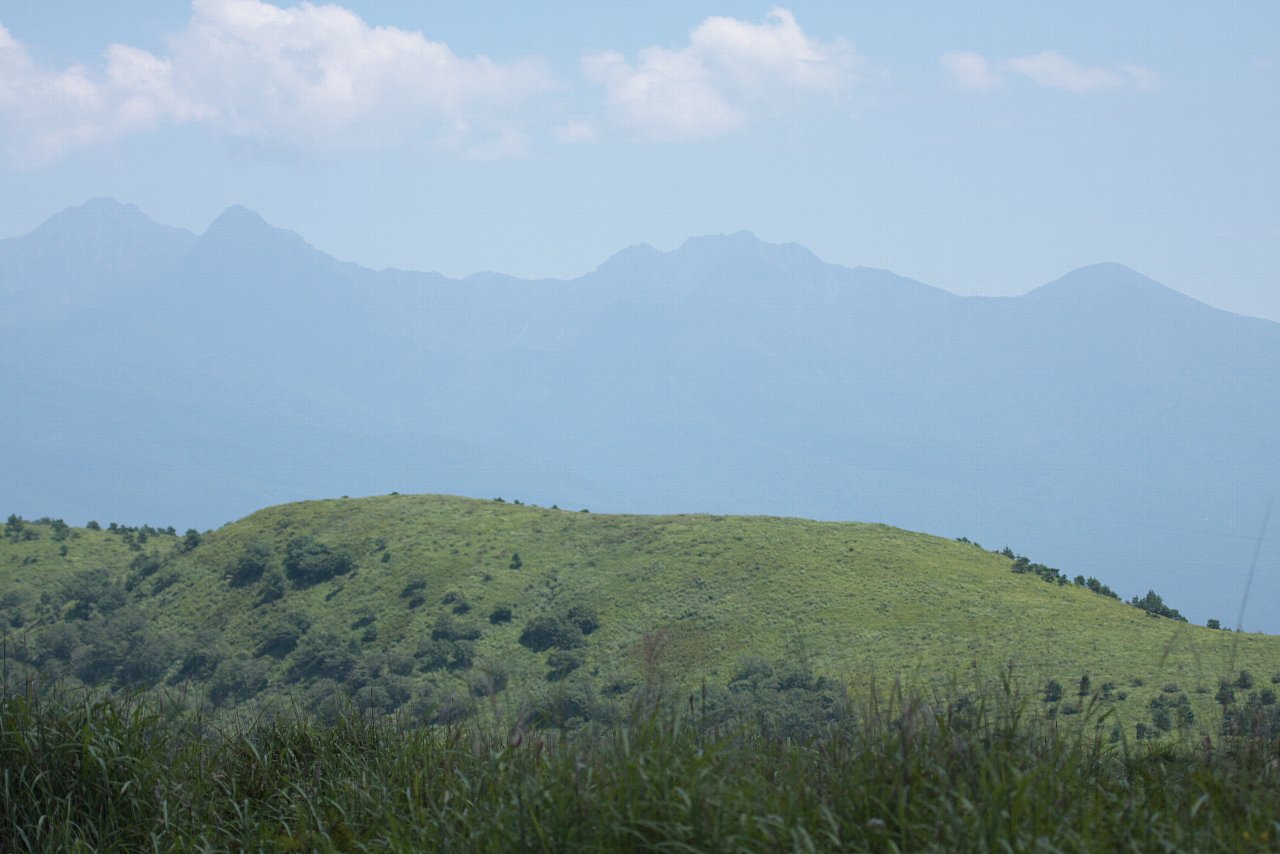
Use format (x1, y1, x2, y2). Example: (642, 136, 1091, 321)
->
(149, 572, 180, 595)
(62, 568, 127, 621)
(171, 631, 224, 683)
(489, 604, 513, 624)
(179, 529, 202, 553)
(469, 666, 509, 697)
(206, 660, 268, 706)
(286, 631, 358, 683)
(34, 621, 82, 664)
(127, 552, 163, 588)
(1043, 679, 1063, 704)
(254, 610, 310, 658)
(546, 649, 584, 681)
(73, 606, 167, 687)
(519, 615, 583, 652)
(227, 540, 272, 587)
(440, 591, 470, 614)
(430, 614, 482, 642)
(400, 575, 427, 598)
(415, 639, 475, 672)
(566, 604, 600, 635)
(283, 536, 353, 586)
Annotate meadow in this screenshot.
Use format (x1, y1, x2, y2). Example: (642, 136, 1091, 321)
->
(3, 671, 1278, 852)
(4, 496, 1279, 850)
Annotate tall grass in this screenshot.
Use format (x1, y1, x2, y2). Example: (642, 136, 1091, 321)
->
(3, 674, 1278, 852)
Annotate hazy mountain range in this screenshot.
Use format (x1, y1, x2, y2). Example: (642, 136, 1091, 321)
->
(4, 198, 1278, 631)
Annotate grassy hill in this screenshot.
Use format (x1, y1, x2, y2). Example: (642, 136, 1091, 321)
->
(3, 496, 1277, 734)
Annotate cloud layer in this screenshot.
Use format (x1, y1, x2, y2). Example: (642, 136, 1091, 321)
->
(582, 8, 860, 141)
(0, 3, 1160, 165)
(0, 0, 553, 164)
(942, 49, 1157, 93)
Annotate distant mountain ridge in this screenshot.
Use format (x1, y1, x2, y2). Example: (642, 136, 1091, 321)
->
(3, 199, 1278, 631)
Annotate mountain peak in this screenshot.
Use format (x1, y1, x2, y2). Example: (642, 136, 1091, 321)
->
(203, 204, 277, 237)
(1028, 263, 1182, 300)
(198, 205, 315, 253)
(676, 230, 765, 251)
(27, 197, 193, 245)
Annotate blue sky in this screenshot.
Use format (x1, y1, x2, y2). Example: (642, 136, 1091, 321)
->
(2, 1, 1277, 319)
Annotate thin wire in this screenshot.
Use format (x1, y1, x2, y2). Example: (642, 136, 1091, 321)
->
(1230, 495, 1274, 676)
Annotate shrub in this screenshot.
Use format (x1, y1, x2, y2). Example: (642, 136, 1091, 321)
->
(1043, 679, 1063, 704)
(283, 536, 354, 586)
(286, 632, 358, 683)
(430, 614, 481, 642)
(207, 655, 270, 705)
(254, 610, 310, 659)
(546, 649, 584, 681)
(489, 604, 513, 624)
(62, 568, 127, 621)
(415, 639, 475, 673)
(227, 540, 272, 588)
(400, 575, 427, 599)
(255, 569, 286, 605)
(519, 615, 583, 652)
(566, 604, 600, 635)
(171, 633, 224, 683)
(441, 591, 470, 614)
(469, 667, 509, 697)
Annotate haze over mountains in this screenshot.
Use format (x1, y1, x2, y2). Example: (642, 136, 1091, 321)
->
(4, 198, 1278, 631)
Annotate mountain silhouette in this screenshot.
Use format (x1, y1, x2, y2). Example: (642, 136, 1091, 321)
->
(4, 200, 1277, 630)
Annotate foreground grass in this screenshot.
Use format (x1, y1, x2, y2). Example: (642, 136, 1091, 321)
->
(4, 678, 1278, 852)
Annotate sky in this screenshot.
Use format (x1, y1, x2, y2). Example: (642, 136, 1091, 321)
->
(2, 1, 1278, 320)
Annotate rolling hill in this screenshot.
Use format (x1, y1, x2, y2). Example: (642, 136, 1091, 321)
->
(3, 495, 1275, 733)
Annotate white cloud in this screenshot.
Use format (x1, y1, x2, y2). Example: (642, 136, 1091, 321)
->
(555, 118, 600, 144)
(583, 8, 860, 141)
(1005, 51, 1124, 92)
(940, 51, 999, 90)
(940, 48, 1158, 94)
(0, 0, 555, 165)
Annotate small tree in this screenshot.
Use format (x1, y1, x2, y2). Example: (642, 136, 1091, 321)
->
(1043, 679, 1064, 704)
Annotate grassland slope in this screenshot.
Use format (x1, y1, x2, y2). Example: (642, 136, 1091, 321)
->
(3, 496, 1276, 732)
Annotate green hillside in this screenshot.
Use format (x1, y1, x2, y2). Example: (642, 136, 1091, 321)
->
(3, 496, 1276, 734)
